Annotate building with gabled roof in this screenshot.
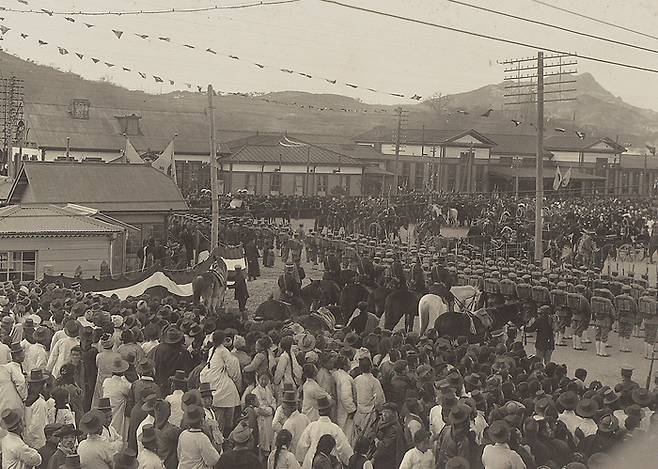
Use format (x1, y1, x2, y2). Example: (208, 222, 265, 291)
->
(6, 162, 188, 272)
(218, 135, 364, 196)
(0, 204, 126, 279)
(354, 126, 636, 195)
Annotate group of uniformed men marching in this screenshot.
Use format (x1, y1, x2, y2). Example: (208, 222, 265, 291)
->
(247, 221, 658, 362)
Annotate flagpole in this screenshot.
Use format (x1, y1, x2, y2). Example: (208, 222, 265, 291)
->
(208, 85, 219, 251)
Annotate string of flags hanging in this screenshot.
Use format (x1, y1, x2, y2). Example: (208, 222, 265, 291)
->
(0, 24, 405, 114)
(0, 0, 303, 16)
(0, 0, 425, 103)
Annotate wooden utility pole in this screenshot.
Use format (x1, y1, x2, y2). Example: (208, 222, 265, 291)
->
(501, 52, 577, 262)
(535, 52, 544, 262)
(208, 85, 219, 250)
(389, 107, 407, 195)
(393, 107, 403, 195)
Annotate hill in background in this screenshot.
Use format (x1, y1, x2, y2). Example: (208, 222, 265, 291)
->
(1, 50, 657, 146)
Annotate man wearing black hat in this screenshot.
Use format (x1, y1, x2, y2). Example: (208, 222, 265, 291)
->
(38, 423, 62, 469)
(481, 420, 525, 469)
(297, 396, 353, 469)
(0, 343, 27, 419)
(78, 410, 114, 469)
(1, 409, 42, 468)
(47, 320, 80, 379)
(373, 402, 405, 469)
(524, 305, 555, 365)
(233, 266, 249, 318)
(436, 403, 478, 469)
(46, 424, 82, 469)
(149, 326, 193, 395)
(177, 405, 220, 469)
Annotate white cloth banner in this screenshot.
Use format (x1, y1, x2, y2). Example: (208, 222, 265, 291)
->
(95, 271, 193, 299)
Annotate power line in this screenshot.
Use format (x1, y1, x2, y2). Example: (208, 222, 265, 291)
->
(317, 0, 658, 74)
(529, 0, 658, 42)
(447, 0, 658, 56)
(0, 0, 301, 16)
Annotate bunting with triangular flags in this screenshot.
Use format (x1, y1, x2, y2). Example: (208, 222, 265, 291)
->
(91, 58, 99, 63)
(75, 52, 83, 59)
(112, 30, 123, 39)
(58, 47, 68, 55)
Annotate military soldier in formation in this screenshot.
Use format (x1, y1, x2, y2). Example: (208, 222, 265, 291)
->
(615, 285, 638, 353)
(638, 287, 658, 359)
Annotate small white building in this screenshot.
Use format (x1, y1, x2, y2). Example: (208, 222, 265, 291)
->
(0, 205, 125, 280)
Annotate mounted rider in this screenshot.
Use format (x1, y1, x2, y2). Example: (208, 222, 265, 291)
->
(277, 262, 301, 302)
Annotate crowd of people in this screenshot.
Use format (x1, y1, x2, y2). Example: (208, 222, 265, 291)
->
(0, 194, 657, 469)
(0, 269, 655, 469)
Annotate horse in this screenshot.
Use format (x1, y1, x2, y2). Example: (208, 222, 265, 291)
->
(300, 279, 340, 309)
(432, 300, 527, 343)
(367, 286, 391, 316)
(255, 297, 309, 322)
(417, 285, 482, 336)
(381, 289, 422, 332)
(191, 256, 228, 314)
(339, 282, 370, 325)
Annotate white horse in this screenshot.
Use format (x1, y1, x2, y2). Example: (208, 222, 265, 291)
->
(418, 285, 481, 335)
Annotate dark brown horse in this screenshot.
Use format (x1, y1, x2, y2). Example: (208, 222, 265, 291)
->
(383, 289, 422, 332)
(367, 286, 391, 316)
(301, 279, 341, 309)
(338, 283, 370, 325)
(434, 302, 526, 343)
(255, 297, 309, 322)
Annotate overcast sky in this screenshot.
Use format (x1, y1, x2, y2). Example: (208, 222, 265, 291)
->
(1, 0, 658, 109)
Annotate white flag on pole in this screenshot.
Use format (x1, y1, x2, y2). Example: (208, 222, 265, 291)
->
(153, 137, 177, 182)
(553, 166, 562, 191)
(562, 167, 572, 187)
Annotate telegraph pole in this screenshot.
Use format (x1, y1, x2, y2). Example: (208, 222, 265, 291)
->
(392, 107, 407, 195)
(501, 52, 577, 262)
(208, 85, 219, 250)
(535, 52, 544, 262)
(1, 77, 24, 178)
